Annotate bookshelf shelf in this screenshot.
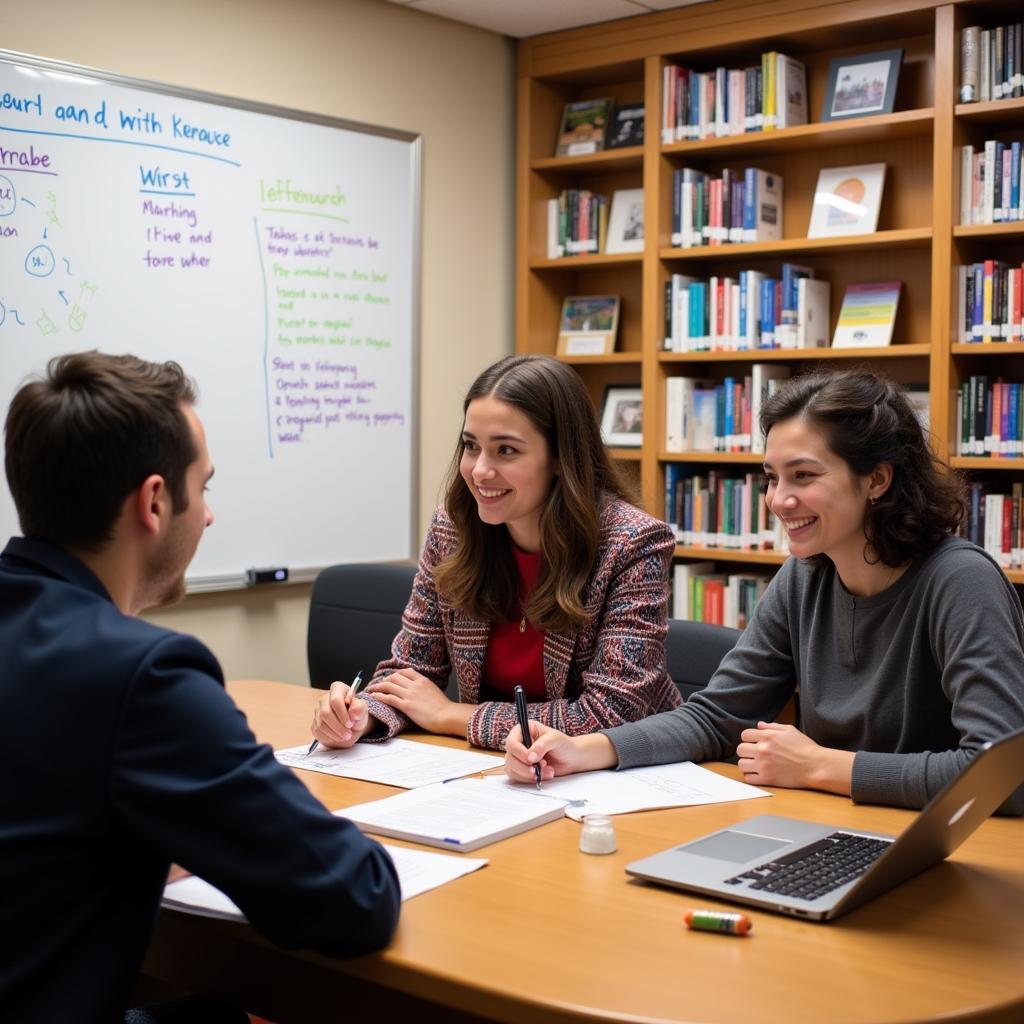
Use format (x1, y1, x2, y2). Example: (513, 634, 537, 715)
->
(662, 109, 934, 159)
(608, 447, 643, 461)
(530, 252, 642, 270)
(660, 451, 764, 463)
(1006, 569, 1024, 585)
(953, 223, 1024, 239)
(660, 229, 932, 263)
(673, 545, 788, 565)
(950, 457, 1024, 471)
(516, 0, 1024, 602)
(951, 343, 1024, 356)
(661, 344, 931, 363)
(955, 96, 1024, 124)
(558, 352, 642, 365)
(532, 147, 643, 173)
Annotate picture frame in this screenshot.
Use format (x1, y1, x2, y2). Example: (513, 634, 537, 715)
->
(807, 163, 886, 238)
(821, 49, 903, 121)
(604, 188, 645, 254)
(600, 386, 643, 447)
(557, 295, 620, 355)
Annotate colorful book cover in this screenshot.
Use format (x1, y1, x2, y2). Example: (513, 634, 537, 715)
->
(831, 281, 901, 347)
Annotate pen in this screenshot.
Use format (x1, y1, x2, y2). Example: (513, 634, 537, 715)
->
(513, 684, 542, 790)
(307, 670, 364, 756)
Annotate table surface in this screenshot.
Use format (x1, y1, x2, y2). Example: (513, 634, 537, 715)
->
(142, 679, 1024, 1024)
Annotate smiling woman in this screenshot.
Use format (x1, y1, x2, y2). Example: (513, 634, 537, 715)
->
(309, 354, 682, 751)
(504, 368, 1024, 817)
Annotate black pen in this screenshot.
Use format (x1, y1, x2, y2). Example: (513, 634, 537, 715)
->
(307, 670, 364, 757)
(513, 684, 542, 790)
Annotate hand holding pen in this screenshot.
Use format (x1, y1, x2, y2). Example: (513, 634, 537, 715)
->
(308, 670, 365, 755)
(513, 684, 543, 790)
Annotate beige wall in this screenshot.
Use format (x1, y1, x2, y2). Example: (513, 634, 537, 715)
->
(6, 0, 515, 684)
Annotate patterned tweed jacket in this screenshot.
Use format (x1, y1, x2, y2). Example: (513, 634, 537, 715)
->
(363, 499, 681, 750)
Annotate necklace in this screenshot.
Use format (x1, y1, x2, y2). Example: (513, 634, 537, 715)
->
(519, 615, 527, 633)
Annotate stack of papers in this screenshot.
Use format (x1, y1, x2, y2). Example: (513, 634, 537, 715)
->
(484, 761, 770, 821)
(275, 738, 502, 788)
(163, 844, 488, 920)
(338, 778, 566, 852)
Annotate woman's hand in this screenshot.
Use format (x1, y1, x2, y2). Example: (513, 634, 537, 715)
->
(310, 680, 375, 749)
(504, 722, 618, 782)
(366, 668, 469, 735)
(736, 721, 854, 795)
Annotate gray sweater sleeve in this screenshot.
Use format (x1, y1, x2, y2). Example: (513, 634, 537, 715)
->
(601, 559, 799, 769)
(851, 549, 1024, 816)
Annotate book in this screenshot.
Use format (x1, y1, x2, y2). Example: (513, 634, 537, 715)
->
(961, 26, 982, 103)
(796, 278, 831, 348)
(775, 54, 808, 129)
(742, 168, 783, 242)
(665, 376, 715, 451)
(338, 778, 565, 853)
(832, 281, 901, 347)
(606, 103, 645, 148)
(556, 98, 613, 156)
(750, 364, 791, 453)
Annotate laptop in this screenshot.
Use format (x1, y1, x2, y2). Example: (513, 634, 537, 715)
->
(625, 729, 1024, 922)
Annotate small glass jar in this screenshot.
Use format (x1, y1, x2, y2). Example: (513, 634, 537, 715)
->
(579, 813, 617, 855)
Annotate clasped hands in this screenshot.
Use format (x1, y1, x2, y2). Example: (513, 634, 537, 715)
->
(309, 668, 458, 748)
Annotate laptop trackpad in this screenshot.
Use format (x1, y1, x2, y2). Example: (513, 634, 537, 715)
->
(678, 830, 792, 863)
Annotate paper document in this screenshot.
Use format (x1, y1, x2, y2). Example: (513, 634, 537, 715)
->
(275, 737, 502, 788)
(162, 844, 488, 920)
(484, 762, 770, 821)
(337, 778, 565, 852)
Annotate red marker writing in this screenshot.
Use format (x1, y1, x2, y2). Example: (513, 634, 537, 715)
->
(684, 909, 752, 936)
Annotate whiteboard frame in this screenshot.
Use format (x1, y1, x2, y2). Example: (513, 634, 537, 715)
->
(0, 49, 422, 593)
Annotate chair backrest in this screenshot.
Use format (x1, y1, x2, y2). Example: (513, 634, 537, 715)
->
(666, 618, 742, 701)
(307, 563, 418, 690)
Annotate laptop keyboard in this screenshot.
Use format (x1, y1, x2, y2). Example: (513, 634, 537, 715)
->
(724, 831, 891, 901)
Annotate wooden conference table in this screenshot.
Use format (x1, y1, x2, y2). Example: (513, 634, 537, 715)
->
(140, 679, 1024, 1024)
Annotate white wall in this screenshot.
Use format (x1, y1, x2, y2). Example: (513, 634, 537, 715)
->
(5, 0, 515, 684)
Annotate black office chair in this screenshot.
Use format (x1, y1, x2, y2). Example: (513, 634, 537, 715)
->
(665, 618, 741, 701)
(307, 562, 418, 690)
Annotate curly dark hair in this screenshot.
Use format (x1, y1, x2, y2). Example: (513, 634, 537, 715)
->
(759, 368, 966, 567)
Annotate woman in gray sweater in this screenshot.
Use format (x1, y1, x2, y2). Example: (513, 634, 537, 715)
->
(505, 369, 1024, 814)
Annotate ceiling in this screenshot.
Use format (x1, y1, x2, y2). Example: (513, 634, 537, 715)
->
(381, 0, 711, 39)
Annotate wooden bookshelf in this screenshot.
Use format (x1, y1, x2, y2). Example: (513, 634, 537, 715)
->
(516, 0, 1024, 596)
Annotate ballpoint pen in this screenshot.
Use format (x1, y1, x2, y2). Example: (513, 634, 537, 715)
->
(513, 684, 542, 790)
(307, 670, 364, 756)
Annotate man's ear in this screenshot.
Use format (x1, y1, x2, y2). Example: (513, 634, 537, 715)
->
(133, 474, 168, 537)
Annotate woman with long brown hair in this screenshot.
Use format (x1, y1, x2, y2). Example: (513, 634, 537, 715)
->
(310, 354, 681, 750)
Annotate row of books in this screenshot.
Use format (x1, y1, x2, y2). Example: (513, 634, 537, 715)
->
(664, 466, 788, 551)
(670, 167, 782, 248)
(954, 260, 1024, 344)
(662, 265, 829, 352)
(671, 562, 772, 628)
(546, 189, 608, 257)
(963, 483, 1024, 569)
(960, 24, 1024, 104)
(665, 368, 789, 454)
(959, 141, 1024, 226)
(661, 53, 807, 143)
(956, 377, 1024, 457)
(555, 98, 645, 157)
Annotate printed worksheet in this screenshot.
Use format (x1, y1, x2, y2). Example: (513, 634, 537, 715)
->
(275, 737, 502, 788)
(162, 844, 488, 919)
(485, 762, 770, 820)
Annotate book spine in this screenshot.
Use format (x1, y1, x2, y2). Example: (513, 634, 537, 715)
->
(962, 26, 981, 102)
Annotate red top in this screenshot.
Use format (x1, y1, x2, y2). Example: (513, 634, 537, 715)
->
(481, 546, 546, 701)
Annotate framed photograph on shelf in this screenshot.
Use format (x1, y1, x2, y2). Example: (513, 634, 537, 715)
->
(557, 295, 620, 355)
(600, 386, 643, 447)
(821, 49, 903, 121)
(807, 163, 886, 237)
(605, 188, 644, 254)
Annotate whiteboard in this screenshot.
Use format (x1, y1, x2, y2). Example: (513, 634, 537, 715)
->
(0, 50, 419, 590)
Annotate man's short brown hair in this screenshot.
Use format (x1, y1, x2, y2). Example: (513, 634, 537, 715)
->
(5, 351, 198, 552)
